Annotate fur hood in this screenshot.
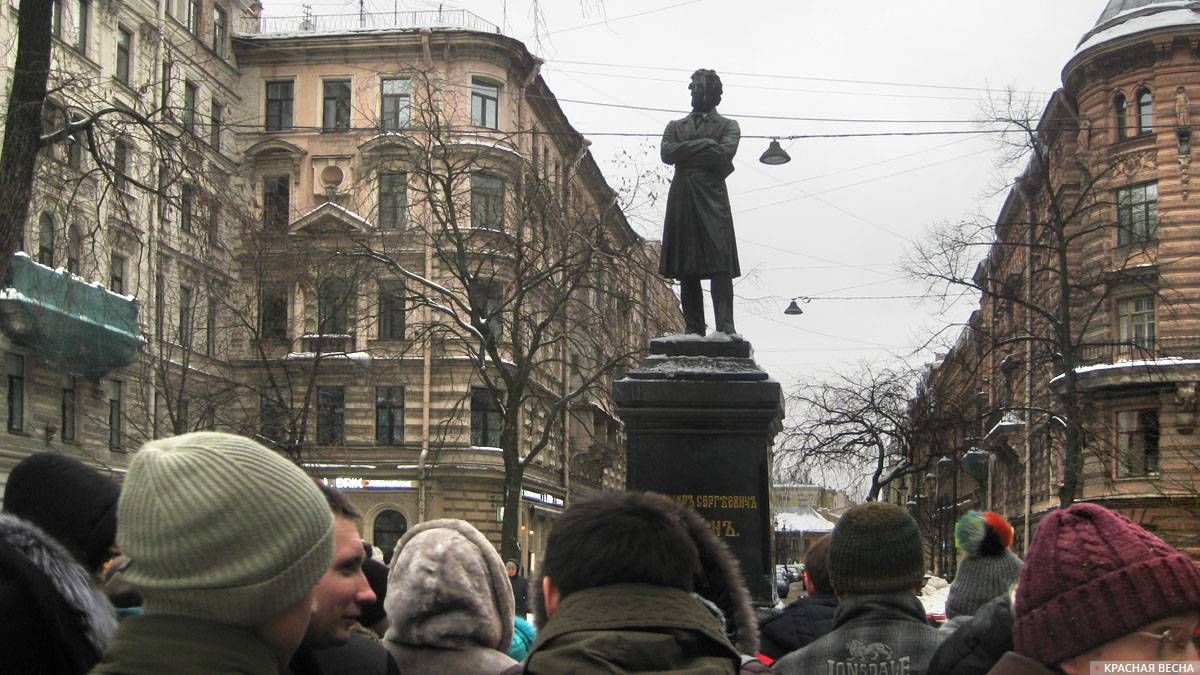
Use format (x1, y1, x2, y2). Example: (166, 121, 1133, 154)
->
(383, 518, 514, 652)
(0, 512, 118, 654)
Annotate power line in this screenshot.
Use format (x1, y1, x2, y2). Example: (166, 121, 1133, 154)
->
(523, 0, 707, 39)
(550, 96, 996, 124)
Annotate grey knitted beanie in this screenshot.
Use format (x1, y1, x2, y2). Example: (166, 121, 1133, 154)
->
(946, 511, 1022, 618)
(829, 502, 924, 595)
(117, 432, 334, 627)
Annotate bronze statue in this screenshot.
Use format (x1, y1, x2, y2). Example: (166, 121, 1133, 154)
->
(659, 69, 741, 335)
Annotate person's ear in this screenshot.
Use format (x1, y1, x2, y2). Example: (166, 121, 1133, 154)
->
(542, 576, 561, 617)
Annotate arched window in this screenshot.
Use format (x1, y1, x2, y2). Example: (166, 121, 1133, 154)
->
(1115, 93, 1128, 141)
(372, 509, 408, 563)
(1137, 88, 1153, 135)
(66, 224, 81, 274)
(37, 213, 55, 266)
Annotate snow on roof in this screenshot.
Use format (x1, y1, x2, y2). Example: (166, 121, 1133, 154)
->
(1049, 357, 1200, 384)
(1076, 4, 1200, 55)
(774, 506, 836, 533)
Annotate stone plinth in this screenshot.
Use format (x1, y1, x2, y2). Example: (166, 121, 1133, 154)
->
(613, 336, 784, 605)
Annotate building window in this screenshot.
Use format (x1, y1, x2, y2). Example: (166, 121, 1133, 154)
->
(113, 139, 129, 192)
(372, 510, 407, 564)
(205, 300, 217, 357)
(67, 114, 84, 170)
(212, 5, 227, 58)
(316, 386, 344, 445)
(1117, 296, 1155, 357)
(1116, 182, 1157, 246)
(108, 381, 122, 449)
(154, 273, 165, 340)
(375, 386, 404, 445)
(381, 77, 410, 131)
(185, 0, 200, 34)
(179, 285, 194, 347)
(110, 254, 126, 294)
(38, 213, 55, 266)
(161, 59, 173, 118)
(260, 283, 288, 339)
(263, 175, 289, 230)
(265, 80, 293, 131)
(322, 79, 351, 132)
(468, 279, 504, 342)
(51, 0, 62, 38)
(208, 201, 220, 247)
(209, 100, 223, 151)
(1115, 93, 1128, 141)
(69, 0, 89, 53)
(471, 79, 499, 129)
(1137, 88, 1153, 135)
(378, 280, 405, 340)
(115, 26, 132, 85)
(66, 225, 81, 275)
(180, 183, 194, 232)
(1116, 409, 1159, 477)
(183, 81, 198, 134)
(260, 392, 289, 444)
(379, 172, 407, 229)
(61, 377, 77, 442)
(6, 354, 24, 433)
(318, 279, 351, 335)
(471, 174, 504, 230)
(157, 161, 171, 221)
(470, 387, 502, 447)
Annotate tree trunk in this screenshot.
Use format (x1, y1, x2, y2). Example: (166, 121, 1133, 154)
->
(0, 0, 54, 279)
(500, 449, 524, 563)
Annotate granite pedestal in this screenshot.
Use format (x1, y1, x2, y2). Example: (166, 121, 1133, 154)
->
(613, 336, 784, 605)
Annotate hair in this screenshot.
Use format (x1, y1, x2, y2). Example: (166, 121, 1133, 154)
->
(691, 68, 723, 107)
(315, 480, 361, 521)
(540, 492, 701, 599)
(803, 534, 834, 595)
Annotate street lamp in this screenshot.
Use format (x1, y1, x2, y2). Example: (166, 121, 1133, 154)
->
(784, 297, 810, 316)
(759, 138, 791, 165)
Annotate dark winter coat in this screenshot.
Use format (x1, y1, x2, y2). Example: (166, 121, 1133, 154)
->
(509, 573, 530, 616)
(659, 109, 741, 279)
(757, 592, 838, 661)
(985, 651, 1059, 675)
(522, 583, 744, 674)
(928, 594, 1014, 675)
(90, 614, 279, 674)
(771, 592, 945, 675)
(289, 632, 400, 675)
(0, 513, 117, 675)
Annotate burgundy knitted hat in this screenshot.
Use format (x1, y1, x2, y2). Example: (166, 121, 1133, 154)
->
(1012, 503, 1200, 665)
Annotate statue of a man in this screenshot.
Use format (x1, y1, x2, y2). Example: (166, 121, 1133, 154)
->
(659, 69, 741, 335)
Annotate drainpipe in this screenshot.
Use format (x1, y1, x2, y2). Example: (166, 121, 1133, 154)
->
(1018, 175, 1036, 552)
(417, 218, 433, 523)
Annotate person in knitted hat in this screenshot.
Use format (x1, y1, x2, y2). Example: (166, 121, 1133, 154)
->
(521, 491, 757, 674)
(989, 503, 1200, 674)
(382, 518, 518, 674)
(757, 533, 838, 664)
(4, 452, 120, 573)
(92, 432, 335, 674)
(773, 502, 945, 674)
(945, 512, 1022, 620)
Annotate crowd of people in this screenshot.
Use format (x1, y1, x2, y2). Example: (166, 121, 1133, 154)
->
(1, 430, 1198, 673)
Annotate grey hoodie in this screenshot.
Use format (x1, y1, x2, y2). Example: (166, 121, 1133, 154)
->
(382, 518, 517, 675)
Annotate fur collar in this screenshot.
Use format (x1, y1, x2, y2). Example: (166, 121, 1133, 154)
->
(0, 513, 117, 652)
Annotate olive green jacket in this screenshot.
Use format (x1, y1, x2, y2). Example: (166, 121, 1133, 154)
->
(90, 614, 280, 675)
(523, 583, 742, 675)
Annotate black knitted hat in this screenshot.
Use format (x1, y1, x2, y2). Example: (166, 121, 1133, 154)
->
(829, 502, 924, 595)
(4, 453, 119, 571)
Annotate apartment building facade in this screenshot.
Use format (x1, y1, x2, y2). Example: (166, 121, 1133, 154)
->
(896, 0, 1200, 571)
(0, 1, 679, 568)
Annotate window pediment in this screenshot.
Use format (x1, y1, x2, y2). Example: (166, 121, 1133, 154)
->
(289, 201, 373, 235)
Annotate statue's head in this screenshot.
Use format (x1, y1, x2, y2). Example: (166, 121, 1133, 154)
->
(689, 69, 722, 113)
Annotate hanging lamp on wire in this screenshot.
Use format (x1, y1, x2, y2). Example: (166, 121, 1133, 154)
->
(759, 138, 791, 165)
(784, 297, 810, 315)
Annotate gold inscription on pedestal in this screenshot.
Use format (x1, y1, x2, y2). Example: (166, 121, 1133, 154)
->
(667, 494, 757, 538)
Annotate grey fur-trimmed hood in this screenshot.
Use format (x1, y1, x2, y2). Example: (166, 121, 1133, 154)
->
(0, 512, 118, 653)
(383, 518, 514, 653)
(674, 498, 759, 654)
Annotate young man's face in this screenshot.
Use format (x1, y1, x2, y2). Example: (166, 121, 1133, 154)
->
(1058, 611, 1199, 674)
(305, 516, 376, 648)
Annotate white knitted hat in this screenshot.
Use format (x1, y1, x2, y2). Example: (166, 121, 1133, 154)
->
(118, 432, 334, 627)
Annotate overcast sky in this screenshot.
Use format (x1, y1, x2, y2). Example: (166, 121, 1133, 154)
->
(254, 0, 1107, 397)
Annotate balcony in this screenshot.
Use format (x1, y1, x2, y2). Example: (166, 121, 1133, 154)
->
(1058, 336, 1200, 392)
(240, 9, 501, 36)
(0, 254, 145, 377)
